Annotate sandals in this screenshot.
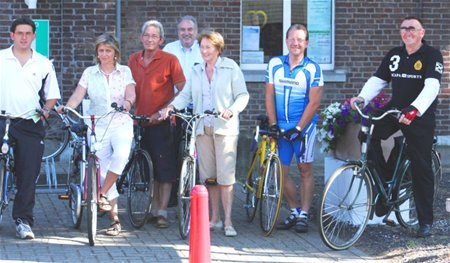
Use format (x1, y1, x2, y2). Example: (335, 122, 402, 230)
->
(105, 221, 121, 236)
(224, 225, 237, 237)
(98, 194, 112, 212)
(209, 220, 223, 231)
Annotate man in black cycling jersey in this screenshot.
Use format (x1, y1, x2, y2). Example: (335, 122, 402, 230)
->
(351, 16, 443, 238)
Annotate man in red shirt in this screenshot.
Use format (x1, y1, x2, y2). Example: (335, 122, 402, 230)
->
(128, 20, 185, 228)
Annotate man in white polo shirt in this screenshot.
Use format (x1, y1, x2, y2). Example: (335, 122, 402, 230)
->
(0, 17, 60, 239)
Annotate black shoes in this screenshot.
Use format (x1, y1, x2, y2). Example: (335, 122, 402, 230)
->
(276, 214, 297, 230)
(375, 198, 389, 217)
(295, 217, 309, 233)
(416, 224, 432, 238)
(277, 214, 309, 233)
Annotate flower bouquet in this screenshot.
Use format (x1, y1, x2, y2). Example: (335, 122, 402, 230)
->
(318, 92, 390, 154)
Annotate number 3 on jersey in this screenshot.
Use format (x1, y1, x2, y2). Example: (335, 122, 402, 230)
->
(389, 55, 400, 71)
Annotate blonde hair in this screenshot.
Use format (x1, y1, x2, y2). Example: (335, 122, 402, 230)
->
(197, 30, 224, 55)
(94, 33, 121, 64)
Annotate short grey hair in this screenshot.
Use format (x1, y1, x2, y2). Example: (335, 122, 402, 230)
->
(179, 15, 198, 30)
(141, 20, 165, 39)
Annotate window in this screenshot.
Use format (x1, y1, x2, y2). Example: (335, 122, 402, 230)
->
(241, 0, 335, 70)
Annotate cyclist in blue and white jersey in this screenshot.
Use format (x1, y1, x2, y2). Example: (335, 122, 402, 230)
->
(265, 24, 323, 233)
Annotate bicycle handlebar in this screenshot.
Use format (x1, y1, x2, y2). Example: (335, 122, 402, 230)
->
(0, 109, 41, 119)
(353, 101, 401, 121)
(62, 106, 113, 120)
(168, 108, 220, 122)
(110, 102, 150, 123)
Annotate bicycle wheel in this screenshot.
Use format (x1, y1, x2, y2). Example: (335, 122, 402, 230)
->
(319, 163, 373, 250)
(259, 155, 283, 236)
(245, 149, 261, 222)
(127, 149, 153, 229)
(86, 156, 98, 246)
(394, 161, 418, 229)
(178, 156, 195, 239)
(69, 183, 83, 228)
(431, 149, 442, 200)
(42, 109, 70, 160)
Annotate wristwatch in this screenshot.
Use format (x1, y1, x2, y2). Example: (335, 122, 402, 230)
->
(295, 125, 302, 132)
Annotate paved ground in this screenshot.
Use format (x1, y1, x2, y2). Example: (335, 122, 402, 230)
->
(0, 183, 384, 263)
(5, 145, 448, 262)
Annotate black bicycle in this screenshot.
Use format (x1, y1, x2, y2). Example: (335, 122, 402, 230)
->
(115, 107, 153, 229)
(318, 102, 442, 250)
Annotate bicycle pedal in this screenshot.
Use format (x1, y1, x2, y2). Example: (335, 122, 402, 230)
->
(383, 218, 396, 227)
(58, 194, 69, 200)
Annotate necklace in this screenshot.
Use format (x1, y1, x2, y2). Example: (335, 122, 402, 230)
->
(99, 67, 114, 77)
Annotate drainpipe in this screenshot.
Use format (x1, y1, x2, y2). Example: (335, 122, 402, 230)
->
(115, 0, 121, 45)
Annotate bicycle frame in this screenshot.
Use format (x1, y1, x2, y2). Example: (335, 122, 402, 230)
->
(62, 106, 117, 245)
(169, 109, 218, 239)
(0, 117, 15, 213)
(116, 114, 150, 193)
(352, 104, 413, 217)
(245, 123, 282, 194)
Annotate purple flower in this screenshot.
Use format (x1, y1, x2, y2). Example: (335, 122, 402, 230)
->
(341, 107, 350, 116)
(328, 123, 334, 133)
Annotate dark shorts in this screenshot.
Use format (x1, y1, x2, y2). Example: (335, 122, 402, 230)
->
(142, 121, 178, 183)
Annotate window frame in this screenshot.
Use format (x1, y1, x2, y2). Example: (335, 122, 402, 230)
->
(240, 0, 335, 71)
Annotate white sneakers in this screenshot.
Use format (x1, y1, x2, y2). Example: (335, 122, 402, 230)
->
(16, 219, 35, 239)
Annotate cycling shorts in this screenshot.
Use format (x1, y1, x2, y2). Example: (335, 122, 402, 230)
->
(278, 124, 316, 165)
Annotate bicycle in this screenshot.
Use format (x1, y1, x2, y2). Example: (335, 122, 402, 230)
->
(243, 115, 284, 236)
(318, 103, 442, 250)
(168, 109, 218, 239)
(0, 109, 41, 225)
(57, 113, 89, 229)
(115, 107, 154, 229)
(59, 105, 119, 246)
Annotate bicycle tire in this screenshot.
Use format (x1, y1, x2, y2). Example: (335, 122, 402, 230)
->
(69, 183, 83, 229)
(259, 155, 283, 236)
(42, 109, 70, 160)
(431, 149, 442, 200)
(319, 163, 373, 250)
(0, 159, 5, 224)
(86, 156, 98, 246)
(127, 149, 153, 229)
(394, 160, 418, 229)
(245, 149, 261, 222)
(178, 156, 195, 239)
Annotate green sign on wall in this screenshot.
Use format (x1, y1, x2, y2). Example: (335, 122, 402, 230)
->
(33, 19, 49, 58)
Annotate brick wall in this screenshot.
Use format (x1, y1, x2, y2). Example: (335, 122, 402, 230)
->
(329, 0, 450, 136)
(0, 0, 449, 135)
(0, 0, 117, 99)
(120, 0, 241, 62)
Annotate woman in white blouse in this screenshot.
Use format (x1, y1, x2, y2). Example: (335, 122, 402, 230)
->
(59, 33, 136, 236)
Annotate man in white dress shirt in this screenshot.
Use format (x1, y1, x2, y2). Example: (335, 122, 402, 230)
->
(163, 15, 203, 82)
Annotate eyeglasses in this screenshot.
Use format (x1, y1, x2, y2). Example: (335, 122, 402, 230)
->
(287, 38, 306, 43)
(142, 34, 160, 40)
(400, 27, 423, 33)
